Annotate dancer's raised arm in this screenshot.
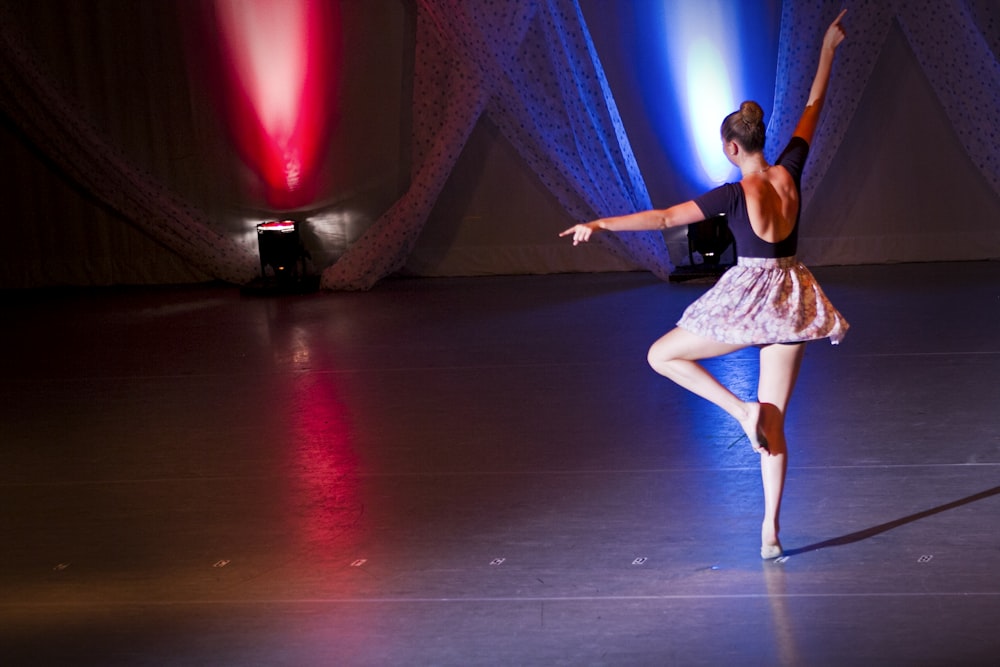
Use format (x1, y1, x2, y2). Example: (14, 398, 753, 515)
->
(792, 8, 847, 144)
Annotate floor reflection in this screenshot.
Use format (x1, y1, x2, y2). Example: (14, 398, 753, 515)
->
(763, 561, 801, 667)
(262, 300, 366, 555)
(289, 372, 364, 551)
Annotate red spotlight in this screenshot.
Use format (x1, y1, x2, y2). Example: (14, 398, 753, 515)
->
(212, 0, 339, 209)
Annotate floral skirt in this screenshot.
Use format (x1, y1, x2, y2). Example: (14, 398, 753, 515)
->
(677, 256, 849, 345)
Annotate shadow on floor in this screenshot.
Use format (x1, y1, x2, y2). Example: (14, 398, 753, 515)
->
(786, 484, 1000, 556)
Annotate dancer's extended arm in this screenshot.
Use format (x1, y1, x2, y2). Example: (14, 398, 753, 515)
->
(558, 201, 704, 246)
(793, 9, 847, 144)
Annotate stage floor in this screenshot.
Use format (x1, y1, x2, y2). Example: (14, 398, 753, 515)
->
(2, 261, 999, 666)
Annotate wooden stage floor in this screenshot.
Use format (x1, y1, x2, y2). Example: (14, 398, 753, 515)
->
(2, 261, 999, 665)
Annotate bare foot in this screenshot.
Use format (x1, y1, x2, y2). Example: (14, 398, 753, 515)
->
(761, 543, 783, 560)
(762, 522, 782, 559)
(740, 401, 769, 453)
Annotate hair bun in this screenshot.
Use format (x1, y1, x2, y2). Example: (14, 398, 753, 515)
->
(721, 100, 767, 152)
(740, 101, 764, 126)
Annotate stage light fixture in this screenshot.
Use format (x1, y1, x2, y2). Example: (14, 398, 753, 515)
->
(244, 219, 317, 294)
(257, 220, 305, 282)
(669, 214, 736, 283)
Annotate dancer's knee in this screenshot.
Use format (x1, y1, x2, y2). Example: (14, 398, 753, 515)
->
(646, 344, 660, 371)
(647, 340, 677, 375)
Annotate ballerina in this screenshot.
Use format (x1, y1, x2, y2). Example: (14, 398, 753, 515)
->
(560, 10, 850, 559)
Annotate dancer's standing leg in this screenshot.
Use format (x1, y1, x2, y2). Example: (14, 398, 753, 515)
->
(756, 342, 806, 558)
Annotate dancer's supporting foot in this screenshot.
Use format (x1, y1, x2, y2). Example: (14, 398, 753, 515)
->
(761, 519, 782, 559)
(761, 543, 784, 560)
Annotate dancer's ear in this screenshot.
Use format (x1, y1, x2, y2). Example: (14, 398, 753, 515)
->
(723, 140, 741, 164)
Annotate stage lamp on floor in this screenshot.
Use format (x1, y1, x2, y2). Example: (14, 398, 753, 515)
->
(244, 219, 317, 294)
(257, 220, 303, 281)
(669, 214, 736, 283)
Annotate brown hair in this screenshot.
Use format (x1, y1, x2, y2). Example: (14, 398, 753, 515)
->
(721, 101, 766, 153)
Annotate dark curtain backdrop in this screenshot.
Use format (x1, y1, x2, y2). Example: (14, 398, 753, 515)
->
(1, 0, 997, 289)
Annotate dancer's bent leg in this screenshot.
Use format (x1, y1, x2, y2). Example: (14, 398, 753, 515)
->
(646, 327, 765, 450)
(756, 342, 806, 558)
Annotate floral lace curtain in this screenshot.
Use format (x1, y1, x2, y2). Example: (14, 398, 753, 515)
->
(321, 0, 672, 290)
(767, 0, 999, 204)
(1, 0, 996, 288)
(0, 2, 259, 285)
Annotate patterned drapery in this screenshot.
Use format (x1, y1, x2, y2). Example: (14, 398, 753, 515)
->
(768, 0, 1000, 205)
(1, 1, 996, 288)
(0, 3, 259, 285)
(321, 0, 672, 290)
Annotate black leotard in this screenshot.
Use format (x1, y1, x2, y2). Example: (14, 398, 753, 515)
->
(693, 137, 809, 259)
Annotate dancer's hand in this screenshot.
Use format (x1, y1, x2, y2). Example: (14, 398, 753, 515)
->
(559, 222, 600, 246)
(823, 9, 847, 53)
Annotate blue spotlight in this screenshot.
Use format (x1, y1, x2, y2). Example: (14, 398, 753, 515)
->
(663, 0, 744, 186)
(683, 36, 737, 184)
(633, 0, 780, 191)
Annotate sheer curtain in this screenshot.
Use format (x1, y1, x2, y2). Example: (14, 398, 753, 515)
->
(321, 0, 671, 290)
(1, 0, 997, 289)
(768, 0, 999, 204)
(0, 2, 258, 285)
(766, 0, 1000, 266)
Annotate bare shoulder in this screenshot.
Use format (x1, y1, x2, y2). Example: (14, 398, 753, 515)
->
(768, 166, 798, 199)
(742, 167, 791, 195)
